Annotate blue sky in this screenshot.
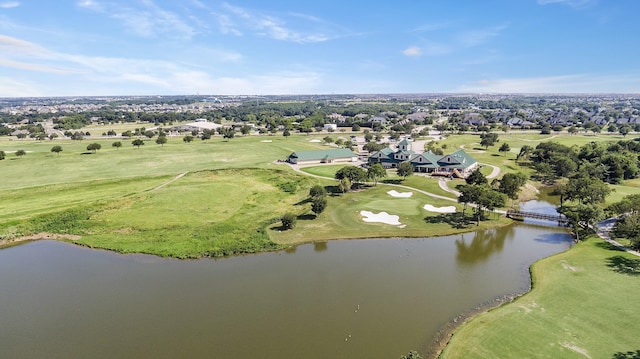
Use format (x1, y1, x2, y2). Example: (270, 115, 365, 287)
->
(0, 0, 639, 96)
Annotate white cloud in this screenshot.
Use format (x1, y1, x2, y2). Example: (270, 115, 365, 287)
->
(402, 46, 422, 57)
(77, 0, 195, 39)
(456, 24, 508, 47)
(410, 21, 453, 33)
(0, 1, 20, 8)
(0, 77, 41, 97)
(537, 0, 597, 8)
(458, 74, 640, 93)
(219, 2, 337, 43)
(0, 34, 322, 96)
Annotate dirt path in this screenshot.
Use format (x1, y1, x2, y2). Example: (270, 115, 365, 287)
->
(151, 172, 189, 191)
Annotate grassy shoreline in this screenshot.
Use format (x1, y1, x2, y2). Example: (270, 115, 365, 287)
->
(438, 237, 640, 359)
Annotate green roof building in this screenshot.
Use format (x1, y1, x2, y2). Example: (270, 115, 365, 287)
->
(287, 149, 358, 164)
(368, 140, 478, 178)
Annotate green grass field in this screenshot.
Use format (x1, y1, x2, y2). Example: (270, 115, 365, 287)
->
(1, 132, 639, 258)
(271, 184, 510, 245)
(440, 237, 640, 359)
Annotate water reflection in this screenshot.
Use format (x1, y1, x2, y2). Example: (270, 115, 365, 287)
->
(314, 241, 328, 252)
(456, 225, 515, 265)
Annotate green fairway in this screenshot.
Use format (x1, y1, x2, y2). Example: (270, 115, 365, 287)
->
(10, 169, 314, 258)
(271, 184, 510, 245)
(440, 237, 640, 359)
(300, 164, 348, 178)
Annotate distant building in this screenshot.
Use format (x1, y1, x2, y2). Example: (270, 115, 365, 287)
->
(287, 149, 358, 165)
(368, 139, 478, 178)
(168, 121, 221, 133)
(323, 124, 338, 131)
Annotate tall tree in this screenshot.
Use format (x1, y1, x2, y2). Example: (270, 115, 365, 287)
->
(496, 172, 527, 205)
(155, 136, 167, 146)
(51, 145, 63, 155)
(479, 132, 499, 149)
(112, 141, 122, 150)
(309, 185, 327, 198)
(132, 139, 145, 149)
(498, 142, 511, 156)
(281, 212, 297, 230)
(335, 166, 367, 188)
(311, 197, 327, 216)
(564, 174, 611, 204)
(367, 163, 387, 186)
(396, 161, 414, 179)
(86, 143, 101, 153)
(15, 149, 26, 158)
(466, 168, 487, 185)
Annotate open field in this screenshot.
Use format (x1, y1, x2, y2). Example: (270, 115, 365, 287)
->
(440, 237, 640, 359)
(2, 132, 640, 257)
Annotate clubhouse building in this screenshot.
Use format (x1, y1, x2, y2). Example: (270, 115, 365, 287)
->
(368, 139, 478, 178)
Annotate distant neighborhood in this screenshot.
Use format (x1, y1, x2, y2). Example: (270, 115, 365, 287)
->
(1, 94, 639, 140)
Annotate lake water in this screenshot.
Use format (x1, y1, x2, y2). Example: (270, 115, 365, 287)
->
(0, 222, 571, 358)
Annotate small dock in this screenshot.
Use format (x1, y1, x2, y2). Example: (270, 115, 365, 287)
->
(506, 210, 569, 224)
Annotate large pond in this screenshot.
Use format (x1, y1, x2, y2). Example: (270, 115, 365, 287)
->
(0, 224, 571, 358)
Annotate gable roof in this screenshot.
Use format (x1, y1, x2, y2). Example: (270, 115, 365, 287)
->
(289, 149, 357, 161)
(437, 149, 477, 169)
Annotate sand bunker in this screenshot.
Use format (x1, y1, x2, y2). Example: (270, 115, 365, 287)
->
(309, 139, 321, 142)
(423, 204, 457, 213)
(360, 210, 401, 225)
(387, 190, 413, 198)
(260, 140, 272, 142)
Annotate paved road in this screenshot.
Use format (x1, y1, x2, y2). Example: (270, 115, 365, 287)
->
(481, 163, 501, 179)
(285, 162, 458, 202)
(595, 218, 640, 257)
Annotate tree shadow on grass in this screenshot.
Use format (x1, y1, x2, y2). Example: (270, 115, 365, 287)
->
(424, 212, 472, 229)
(381, 179, 403, 185)
(613, 350, 640, 359)
(595, 241, 626, 252)
(294, 198, 312, 206)
(606, 256, 640, 276)
(325, 185, 343, 195)
(297, 214, 316, 221)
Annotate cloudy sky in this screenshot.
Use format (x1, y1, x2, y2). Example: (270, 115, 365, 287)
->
(0, 0, 639, 96)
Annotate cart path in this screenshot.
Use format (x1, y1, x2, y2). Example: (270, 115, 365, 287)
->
(151, 172, 189, 191)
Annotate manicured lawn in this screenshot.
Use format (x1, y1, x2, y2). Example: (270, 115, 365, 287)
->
(0, 135, 329, 189)
(440, 237, 640, 359)
(7, 169, 316, 258)
(300, 164, 349, 178)
(271, 184, 510, 245)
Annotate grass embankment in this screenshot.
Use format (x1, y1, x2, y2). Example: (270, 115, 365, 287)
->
(440, 237, 640, 359)
(2, 169, 315, 258)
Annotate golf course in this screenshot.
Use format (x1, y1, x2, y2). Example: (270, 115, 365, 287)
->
(2, 129, 639, 358)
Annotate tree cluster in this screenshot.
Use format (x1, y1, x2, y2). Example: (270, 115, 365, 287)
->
(308, 185, 328, 216)
(607, 194, 640, 250)
(335, 166, 367, 192)
(457, 169, 507, 225)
